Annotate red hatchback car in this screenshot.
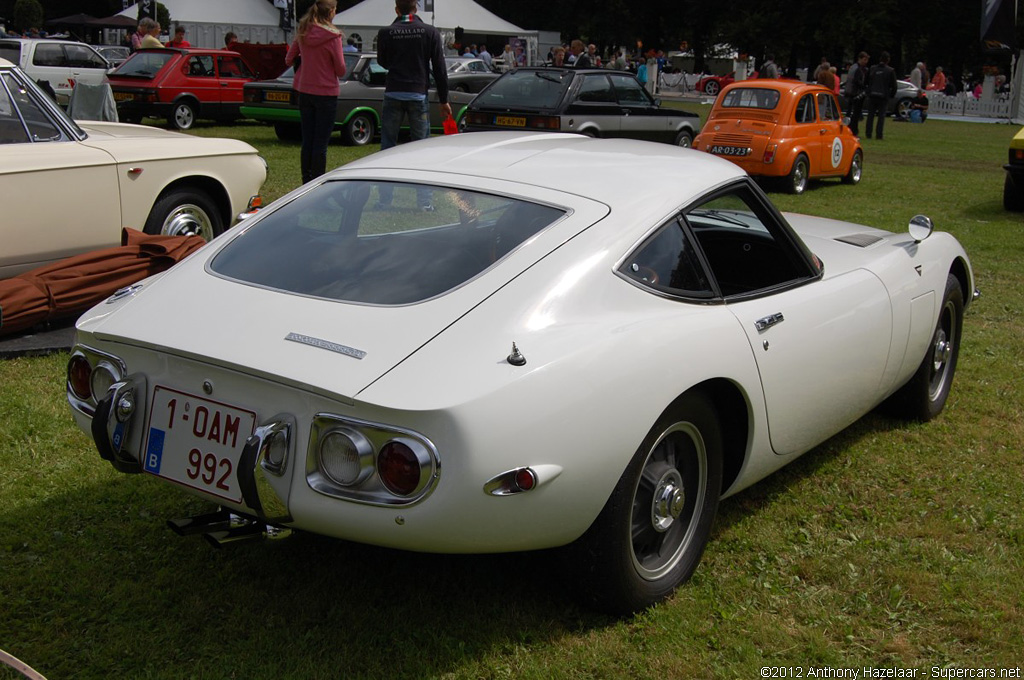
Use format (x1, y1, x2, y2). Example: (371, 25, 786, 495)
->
(107, 48, 256, 130)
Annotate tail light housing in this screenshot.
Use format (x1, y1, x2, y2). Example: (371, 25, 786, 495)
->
(307, 414, 439, 506)
(67, 346, 127, 416)
(763, 144, 778, 164)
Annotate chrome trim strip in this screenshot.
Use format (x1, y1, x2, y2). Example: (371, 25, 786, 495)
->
(285, 332, 366, 360)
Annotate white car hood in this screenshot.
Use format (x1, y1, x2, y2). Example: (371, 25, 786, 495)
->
(77, 122, 258, 163)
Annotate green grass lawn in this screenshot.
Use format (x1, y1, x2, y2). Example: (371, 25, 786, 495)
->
(1, 116, 1022, 678)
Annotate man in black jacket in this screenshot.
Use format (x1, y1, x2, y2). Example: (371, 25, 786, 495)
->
(843, 51, 869, 137)
(864, 51, 897, 140)
(375, 0, 450, 209)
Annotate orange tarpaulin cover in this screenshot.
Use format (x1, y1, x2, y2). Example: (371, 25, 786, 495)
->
(0, 228, 205, 337)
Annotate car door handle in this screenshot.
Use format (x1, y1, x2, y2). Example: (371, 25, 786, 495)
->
(754, 312, 785, 331)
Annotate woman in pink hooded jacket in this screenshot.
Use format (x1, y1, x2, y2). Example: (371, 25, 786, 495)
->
(285, 0, 347, 183)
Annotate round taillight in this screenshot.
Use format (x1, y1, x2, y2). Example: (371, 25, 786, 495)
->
(514, 468, 536, 492)
(378, 438, 432, 497)
(67, 354, 93, 401)
(319, 428, 373, 487)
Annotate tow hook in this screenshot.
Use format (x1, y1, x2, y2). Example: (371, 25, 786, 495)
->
(167, 508, 291, 548)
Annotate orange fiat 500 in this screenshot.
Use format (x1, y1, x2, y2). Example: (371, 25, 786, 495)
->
(694, 80, 863, 194)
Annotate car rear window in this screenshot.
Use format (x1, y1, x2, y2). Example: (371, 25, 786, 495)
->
(111, 51, 175, 77)
(720, 88, 781, 110)
(210, 180, 566, 305)
(472, 69, 572, 110)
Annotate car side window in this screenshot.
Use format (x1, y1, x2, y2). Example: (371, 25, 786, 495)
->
(795, 94, 815, 123)
(610, 74, 651, 104)
(65, 44, 107, 69)
(619, 218, 714, 298)
(469, 61, 488, 72)
(683, 184, 815, 297)
(217, 56, 251, 78)
(0, 75, 30, 143)
(33, 44, 65, 67)
(575, 74, 615, 103)
(1, 72, 60, 142)
(187, 55, 215, 77)
(817, 92, 839, 121)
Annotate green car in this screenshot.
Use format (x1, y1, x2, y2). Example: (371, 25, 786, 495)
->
(1004, 126, 1024, 211)
(241, 52, 473, 145)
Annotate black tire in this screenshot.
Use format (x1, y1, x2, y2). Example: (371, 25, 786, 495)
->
(674, 129, 693, 148)
(703, 80, 719, 96)
(170, 100, 196, 130)
(787, 154, 809, 194)
(274, 122, 302, 142)
(143, 188, 224, 241)
(1003, 174, 1024, 211)
(842, 149, 863, 184)
(883, 274, 963, 421)
(570, 392, 723, 615)
(341, 112, 374, 146)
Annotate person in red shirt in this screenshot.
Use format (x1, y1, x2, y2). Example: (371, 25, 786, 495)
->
(166, 25, 190, 48)
(284, 0, 347, 183)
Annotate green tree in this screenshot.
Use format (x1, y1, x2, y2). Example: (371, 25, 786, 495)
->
(12, 0, 43, 32)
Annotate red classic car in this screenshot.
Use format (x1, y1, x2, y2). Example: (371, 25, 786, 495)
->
(694, 80, 863, 194)
(107, 48, 256, 130)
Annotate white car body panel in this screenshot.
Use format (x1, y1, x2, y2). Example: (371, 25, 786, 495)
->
(68, 132, 973, 557)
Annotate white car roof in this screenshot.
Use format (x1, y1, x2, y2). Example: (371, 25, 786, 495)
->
(342, 132, 745, 209)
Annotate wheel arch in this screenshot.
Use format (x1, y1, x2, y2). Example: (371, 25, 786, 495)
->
(339, 106, 381, 129)
(949, 256, 973, 309)
(149, 175, 232, 228)
(171, 93, 201, 110)
(684, 378, 749, 496)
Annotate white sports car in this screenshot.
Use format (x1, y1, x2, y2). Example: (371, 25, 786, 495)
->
(67, 132, 975, 614)
(0, 58, 266, 279)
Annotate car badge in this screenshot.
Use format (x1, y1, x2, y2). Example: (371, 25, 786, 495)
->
(285, 332, 366, 360)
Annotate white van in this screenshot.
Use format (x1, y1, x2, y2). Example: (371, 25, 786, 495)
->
(0, 39, 110, 106)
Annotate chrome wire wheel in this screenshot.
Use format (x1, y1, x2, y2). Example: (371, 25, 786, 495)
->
(629, 422, 708, 581)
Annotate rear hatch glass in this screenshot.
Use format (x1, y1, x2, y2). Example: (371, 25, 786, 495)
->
(471, 69, 572, 111)
(110, 51, 175, 78)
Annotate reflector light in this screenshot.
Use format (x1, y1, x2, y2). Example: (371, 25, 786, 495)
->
(763, 145, 777, 164)
(514, 468, 536, 491)
(378, 440, 421, 496)
(68, 355, 93, 401)
(266, 430, 288, 468)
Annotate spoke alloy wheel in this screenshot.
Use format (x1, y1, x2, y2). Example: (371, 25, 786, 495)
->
(629, 422, 708, 581)
(928, 299, 959, 401)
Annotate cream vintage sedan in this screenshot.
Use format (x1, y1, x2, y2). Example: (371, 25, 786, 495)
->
(68, 132, 974, 614)
(0, 58, 266, 279)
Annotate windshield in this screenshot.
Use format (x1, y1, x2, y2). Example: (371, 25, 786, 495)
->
(211, 180, 566, 305)
(720, 87, 781, 110)
(111, 50, 175, 77)
(472, 69, 572, 110)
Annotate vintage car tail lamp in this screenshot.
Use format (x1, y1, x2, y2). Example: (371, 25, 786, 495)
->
(67, 346, 127, 415)
(763, 144, 778, 165)
(307, 414, 439, 506)
(1010, 147, 1024, 164)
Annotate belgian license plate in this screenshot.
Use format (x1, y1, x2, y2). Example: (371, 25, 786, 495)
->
(143, 386, 257, 503)
(709, 145, 750, 157)
(265, 91, 291, 103)
(495, 115, 526, 127)
(113, 92, 132, 102)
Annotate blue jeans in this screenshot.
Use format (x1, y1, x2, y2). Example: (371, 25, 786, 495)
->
(298, 92, 337, 184)
(379, 96, 431, 206)
(380, 95, 430, 150)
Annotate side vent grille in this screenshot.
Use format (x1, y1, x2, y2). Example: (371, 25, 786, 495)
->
(835, 233, 885, 248)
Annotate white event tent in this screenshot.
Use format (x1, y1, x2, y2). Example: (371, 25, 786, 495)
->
(117, 0, 287, 49)
(335, 0, 537, 61)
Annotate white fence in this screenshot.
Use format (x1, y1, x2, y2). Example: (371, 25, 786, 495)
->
(926, 92, 1013, 119)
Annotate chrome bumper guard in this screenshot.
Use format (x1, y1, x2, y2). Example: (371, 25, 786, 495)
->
(91, 375, 149, 474)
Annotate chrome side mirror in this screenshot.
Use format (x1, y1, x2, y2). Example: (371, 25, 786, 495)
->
(908, 214, 933, 243)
